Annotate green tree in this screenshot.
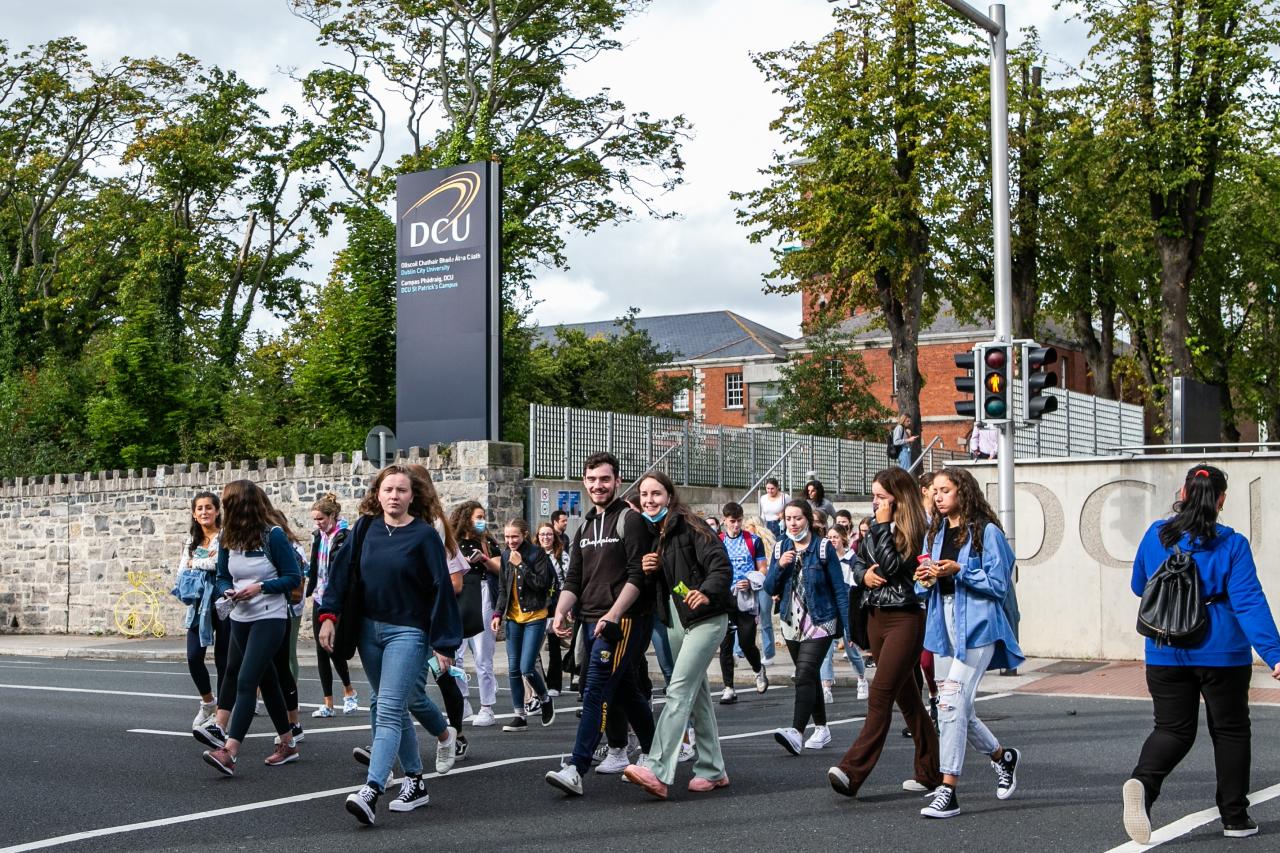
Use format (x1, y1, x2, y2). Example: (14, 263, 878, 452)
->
(734, 0, 987, 443)
(759, 319, 890, 439)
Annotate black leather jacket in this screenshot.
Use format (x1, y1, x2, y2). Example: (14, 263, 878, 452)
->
(852, 521, 920, 610)
(497, 541, 553, 616)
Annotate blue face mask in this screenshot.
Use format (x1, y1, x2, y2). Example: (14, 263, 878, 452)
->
(474, 519, 487, 533)
(642, 507, 669, 523)
(789, 524, 811, 543)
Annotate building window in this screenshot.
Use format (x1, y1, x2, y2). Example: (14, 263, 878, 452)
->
(748, 382, 782, 425)
(725, 373, 744, 409)
(890, 360, 899, 399)
(672, 388, 689, 413)
(826, 359, 845, 394)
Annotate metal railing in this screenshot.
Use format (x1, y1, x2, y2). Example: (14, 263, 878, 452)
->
(529, 404, 966, 497)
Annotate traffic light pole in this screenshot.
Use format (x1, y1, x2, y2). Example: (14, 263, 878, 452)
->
(938, 0, 1015, 544)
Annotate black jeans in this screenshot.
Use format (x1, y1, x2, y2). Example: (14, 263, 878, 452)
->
(219, 618, 292, 742)
(719, 608, 762, 690)
(313, 608, 352, 698)
(1132, 664, 1253, 824)
(787, 637, 835, 731)
(545, 629, 564, 693)
(186, 614, 230, 697)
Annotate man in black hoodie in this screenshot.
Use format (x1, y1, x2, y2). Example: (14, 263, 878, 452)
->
(545, 452, 655, 796)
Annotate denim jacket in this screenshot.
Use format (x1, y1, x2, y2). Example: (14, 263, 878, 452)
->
(921, 522, 1024, 672)
(764, 535, 850, 638)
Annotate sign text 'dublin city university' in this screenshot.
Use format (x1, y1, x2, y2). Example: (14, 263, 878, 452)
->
(395, 161, 501, 448)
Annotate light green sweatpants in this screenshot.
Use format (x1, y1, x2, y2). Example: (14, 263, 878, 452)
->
(644, 600, 728, 784)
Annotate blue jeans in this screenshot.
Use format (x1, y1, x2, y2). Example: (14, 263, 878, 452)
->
(766, 519, 782, 539)
(820, 639, 867, 681)
(651, 620, 675, 685)
(898, 446, 913, 469)
(505, 619, 548, 712)
(358, 620, 427, 789)
(756, 589, 776, 659)
(935, 595, 999, 777)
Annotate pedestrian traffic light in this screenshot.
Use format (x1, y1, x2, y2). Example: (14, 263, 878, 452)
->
(982, 345, 1011, 421)
(954, 347, 980, 419)
(1023, 344, 1059, 420)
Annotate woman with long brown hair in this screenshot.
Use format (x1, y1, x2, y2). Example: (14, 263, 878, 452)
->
(622, 471, 732, 798)
(536, 521, 570, 695)
(828, 467, 941, 799)
(195, 480, 302, 777)
(179, 490, 224, 730)
(317, 464, 463, 825)
(450, 499, 502, 727)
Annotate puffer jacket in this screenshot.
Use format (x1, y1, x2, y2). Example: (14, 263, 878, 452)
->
(852, 521, 920, 610)
(650, 512, 733, 629)
(497, 540, 553, 616)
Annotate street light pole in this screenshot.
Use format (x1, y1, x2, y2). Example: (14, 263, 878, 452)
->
(936, 0, 1015, 544)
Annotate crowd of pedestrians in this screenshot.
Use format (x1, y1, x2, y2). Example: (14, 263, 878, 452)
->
(173, 454, 1280, 841)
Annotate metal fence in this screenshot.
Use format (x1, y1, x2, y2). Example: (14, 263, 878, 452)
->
(529, 388, 1145, 497)
(529, 405, 965, 497)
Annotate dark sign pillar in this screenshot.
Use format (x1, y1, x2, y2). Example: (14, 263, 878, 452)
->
(395, 161, 502, 448)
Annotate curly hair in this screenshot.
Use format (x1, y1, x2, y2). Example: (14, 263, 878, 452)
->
(450, 500, 487, 542)
(927, 467, 1002, 553)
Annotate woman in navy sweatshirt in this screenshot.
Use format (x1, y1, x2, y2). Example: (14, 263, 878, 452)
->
(1122, 464, 1280, 844)
(318, 464, 463, 826)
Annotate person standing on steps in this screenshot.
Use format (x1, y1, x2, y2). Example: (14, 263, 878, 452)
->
(622, 472, 732, 800)
(828, 467, 941, 800)
(716, 501, 769, 705)
(1121, 464, 1280, 844)
(306, 493, 358, 718)
(914, 468, 1024, 819)
(544, 452, 656, 798)
(892, 415, 916, 470)
(758, 478, 789, 541)
(766, 499, 850, 756)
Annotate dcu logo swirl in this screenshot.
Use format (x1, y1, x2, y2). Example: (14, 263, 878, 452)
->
(400, 170, 482, 249)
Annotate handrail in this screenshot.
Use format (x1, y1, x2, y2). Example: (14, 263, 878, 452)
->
(907, 435, 945, 475)
(739, 441, 804, 504)
(619, 437, 687, 498)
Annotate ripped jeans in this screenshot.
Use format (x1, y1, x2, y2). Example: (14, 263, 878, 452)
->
(934, 595, 1000, 777)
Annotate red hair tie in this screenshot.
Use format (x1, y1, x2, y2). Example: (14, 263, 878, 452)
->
(1194, 469, 1210, 478)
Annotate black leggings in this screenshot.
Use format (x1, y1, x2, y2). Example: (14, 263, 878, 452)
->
(437, 667, 466, 730)
(186, 614, 230, 697)
(787, 637, 835, 731)
(313, 608, 352, 698)
(545, 629, 564, 693)
(272, 616, 300, 713)
(219, 618, 291, 742)
(719, 609, 763, 689)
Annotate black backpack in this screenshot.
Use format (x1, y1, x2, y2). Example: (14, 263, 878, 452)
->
(886, 429, 897, 461)
(1136, 547, 1218, 648)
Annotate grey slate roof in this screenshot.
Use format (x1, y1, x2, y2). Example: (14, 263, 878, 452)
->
(794, 299, 1081, 348)
(534, 311, 793, 363)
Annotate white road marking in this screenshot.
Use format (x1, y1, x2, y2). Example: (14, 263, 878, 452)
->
(1104, 781, 1280, 851)
(0, 683, 327, 710)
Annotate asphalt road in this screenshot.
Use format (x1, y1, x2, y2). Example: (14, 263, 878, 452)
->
(1, 656, 1278, 852)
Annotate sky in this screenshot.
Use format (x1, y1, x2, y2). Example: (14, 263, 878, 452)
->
(4, 0, 1093, 339)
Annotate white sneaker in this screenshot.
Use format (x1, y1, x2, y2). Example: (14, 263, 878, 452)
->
(804, 725, 832, 750)
(547, 689, 560, 698)
(822, 685, 834, 705)
(471, 706, 496, 727)
(546, 762, 584, 796)
(678, 741, 695, 763)
(774, 727, 803, 755)
(756, 667, 769, 694)
(856, 678, 870, 700)
(903, 779, 930, 793)
(762, 656, 776, 667)
(596, 747, 630, 774)
(342, 692, 359, 715)
(719, 687, 738, 704)
(311, 705, 335, 719)
(1122, 778, 1151, 844)
(435, 726, 457, 775)
(463, 699, 475, 721)
(626, 731, 641, 759)
(193, 701, 217, 729)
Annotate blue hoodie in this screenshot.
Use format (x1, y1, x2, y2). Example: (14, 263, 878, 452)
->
(1132, 521, 1280, 669)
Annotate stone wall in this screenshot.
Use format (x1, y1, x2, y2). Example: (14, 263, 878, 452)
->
(0, 441, 524, 635)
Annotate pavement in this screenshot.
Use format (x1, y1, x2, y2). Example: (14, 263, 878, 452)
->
(2, 640, 1280, 852)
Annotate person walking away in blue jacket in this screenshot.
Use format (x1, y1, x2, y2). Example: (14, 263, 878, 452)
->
(914, 468, 1024, 819)
(1122, 464, 1280, 844)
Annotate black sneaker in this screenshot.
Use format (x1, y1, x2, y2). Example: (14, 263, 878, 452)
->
(353, 745, 372, 766)
(929, 697, 939, 733)
(345, 784, 380, 825)
(901, 727, 912, 739)
(920, 785, 960, 819)
(541, 697, 556, 727)
(455, 735, 469, 762)
(388, 774, 430, 812)
(502, 716, 529, 733)
(193, 721, 227, 750)
(1223, 817, 1259, 838)
(992, 747, 1020, 800)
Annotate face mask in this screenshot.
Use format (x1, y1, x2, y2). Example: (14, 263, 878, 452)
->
(474, 519, 487, 533)
(642, 507, 669, 523)
(789, 524, 811, 543)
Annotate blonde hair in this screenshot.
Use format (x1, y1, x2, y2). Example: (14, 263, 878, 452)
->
(311, 492, 341, 518)
(743, 516, 776, 555)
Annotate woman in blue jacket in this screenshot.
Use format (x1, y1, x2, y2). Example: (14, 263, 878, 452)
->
(765, 499, 850, 755)
(1122, 464, 1280, 844)
(914, 468, 1024, 819)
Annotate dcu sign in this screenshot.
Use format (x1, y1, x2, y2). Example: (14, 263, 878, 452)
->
(395, 161, 502, 448)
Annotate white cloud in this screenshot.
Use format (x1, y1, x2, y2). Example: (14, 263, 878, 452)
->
(527, 273, 610, 326)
